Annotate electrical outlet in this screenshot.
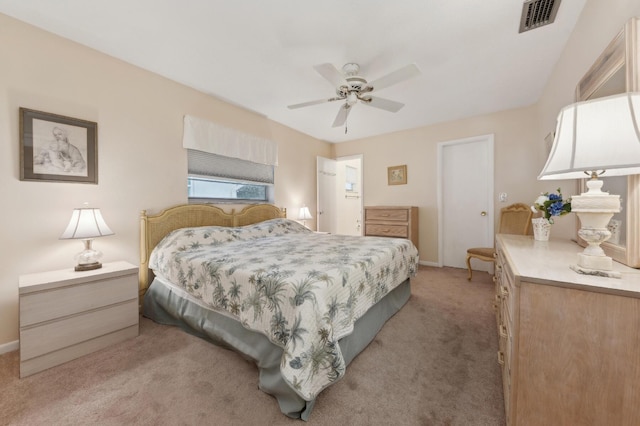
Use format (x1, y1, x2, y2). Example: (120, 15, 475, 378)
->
(499, 192, 508, 202)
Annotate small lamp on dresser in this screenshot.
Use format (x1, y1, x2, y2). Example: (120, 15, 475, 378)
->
(297, 205, 313, 228)
(60, 206, 114, 271)
(538, 92, 640, 277)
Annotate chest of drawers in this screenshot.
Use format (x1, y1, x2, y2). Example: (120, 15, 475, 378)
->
(495, 235, 640, 425)
(364, 206, 418, 251)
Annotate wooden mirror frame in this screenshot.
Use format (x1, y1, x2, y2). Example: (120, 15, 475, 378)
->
(575, 17, 640, 268)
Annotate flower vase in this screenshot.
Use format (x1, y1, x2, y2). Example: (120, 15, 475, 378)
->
(532, 218, 551, 241)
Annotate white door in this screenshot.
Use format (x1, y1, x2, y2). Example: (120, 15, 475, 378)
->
(438, 135, 494, 269)
(335, 155, 363, 236)
(317, 155, 363, 235)
(317, 156, 337, 233)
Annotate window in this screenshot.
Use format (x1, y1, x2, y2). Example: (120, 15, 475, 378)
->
(345, 165, 358, 192)
(187, 149, 274, 203)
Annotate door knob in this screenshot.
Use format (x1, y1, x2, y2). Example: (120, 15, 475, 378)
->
(481, 211, 487, 216)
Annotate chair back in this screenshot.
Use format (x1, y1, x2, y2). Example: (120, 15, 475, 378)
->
(498, 203, 533, 235)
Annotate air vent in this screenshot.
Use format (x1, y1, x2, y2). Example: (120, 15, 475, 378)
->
(519, 0, 561, 33)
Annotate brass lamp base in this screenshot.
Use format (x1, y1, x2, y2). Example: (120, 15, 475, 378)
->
(75, 262, 102, 272)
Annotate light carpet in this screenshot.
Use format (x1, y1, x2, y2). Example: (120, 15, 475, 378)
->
(0, 266, 505, 425)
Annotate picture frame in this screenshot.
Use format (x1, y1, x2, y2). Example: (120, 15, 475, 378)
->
(20, 108, 98, 184)
(387, 165, 407, 185)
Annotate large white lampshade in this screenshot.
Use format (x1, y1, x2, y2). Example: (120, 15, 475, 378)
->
(538, 92, 640, 278)
(60, 207, 114, 271)
(539, 92, 640, 180)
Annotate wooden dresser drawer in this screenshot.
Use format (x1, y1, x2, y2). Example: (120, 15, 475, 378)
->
(365, 224, 409, 238)
(365, 208, 409, 222)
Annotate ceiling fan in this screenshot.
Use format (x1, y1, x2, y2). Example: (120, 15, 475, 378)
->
(287, 62, 421, 128)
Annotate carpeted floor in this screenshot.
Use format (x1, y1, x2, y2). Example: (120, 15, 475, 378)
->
(0, 266, 505, 426)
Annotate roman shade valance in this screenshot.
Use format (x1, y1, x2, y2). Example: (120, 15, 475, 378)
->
(182, 115, 278, 166)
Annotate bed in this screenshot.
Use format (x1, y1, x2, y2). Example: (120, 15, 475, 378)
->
(139, 204, 419, 420)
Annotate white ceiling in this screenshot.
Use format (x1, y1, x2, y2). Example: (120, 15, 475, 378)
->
(0, 0, 586, 143)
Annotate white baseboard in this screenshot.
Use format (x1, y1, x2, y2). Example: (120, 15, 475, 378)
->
(419, 260, 439, 267)
(0, 340, 19, 355)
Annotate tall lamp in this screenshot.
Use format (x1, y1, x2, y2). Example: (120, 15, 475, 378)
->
(538, 92, 640, 277)
(297, 205, 313, 228)
(60, 207, 114, 271)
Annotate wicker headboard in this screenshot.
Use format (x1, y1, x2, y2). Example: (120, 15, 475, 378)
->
(138, 204, 286, 301)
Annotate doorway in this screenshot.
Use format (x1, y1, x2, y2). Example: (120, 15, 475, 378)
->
(438, 135, 494, 269)
(317, 155, 363, 235)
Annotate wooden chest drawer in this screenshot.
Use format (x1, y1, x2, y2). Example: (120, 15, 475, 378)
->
(364, 224, 409, 238)
(365, 208, 409, 222)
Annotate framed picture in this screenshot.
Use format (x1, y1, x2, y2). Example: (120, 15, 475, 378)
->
(388, 165, 407, 185)
(20, 108, 98, 184)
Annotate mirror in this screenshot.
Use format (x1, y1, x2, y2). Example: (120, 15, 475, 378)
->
(575, 17, 640, 268)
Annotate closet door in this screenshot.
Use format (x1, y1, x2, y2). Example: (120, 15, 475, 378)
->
(439, 134, 494, 269)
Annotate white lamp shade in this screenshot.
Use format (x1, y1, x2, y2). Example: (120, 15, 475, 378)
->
(298, 206, 313, 220)
(538, 92, 640, 180)
(60, 208, 114, 239)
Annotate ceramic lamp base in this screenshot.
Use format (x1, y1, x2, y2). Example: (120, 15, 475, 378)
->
(570, 263, 621, 278)
(570, 177, 621, 279)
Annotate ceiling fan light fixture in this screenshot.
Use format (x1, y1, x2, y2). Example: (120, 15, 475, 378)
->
(342, 63, 360, 76)
(287, 62, 421, 128)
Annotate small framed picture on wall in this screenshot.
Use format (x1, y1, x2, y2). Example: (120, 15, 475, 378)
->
(387, 165, 407, 185)
(19, 107, 98, 184)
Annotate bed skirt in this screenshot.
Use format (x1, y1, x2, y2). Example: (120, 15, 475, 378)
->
(142, 277, 411, 421)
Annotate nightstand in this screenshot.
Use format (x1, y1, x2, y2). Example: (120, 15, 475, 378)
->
(19, 261, 139, 377)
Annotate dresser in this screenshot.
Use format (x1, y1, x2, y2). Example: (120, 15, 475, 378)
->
(19, 261, 139, 377)
(364, 206, 418, 251)
(494, 234, 640, 425)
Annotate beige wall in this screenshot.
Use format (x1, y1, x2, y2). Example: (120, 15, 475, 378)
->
(334, 105, 547, 264)
(335, 0, 640, 265)
(0, 14, 330, 346)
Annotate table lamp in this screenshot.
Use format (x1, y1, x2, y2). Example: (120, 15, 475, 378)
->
(538, 92, 640, 277)
(60, 206, 114, 271)
(297, 205, 313, 228)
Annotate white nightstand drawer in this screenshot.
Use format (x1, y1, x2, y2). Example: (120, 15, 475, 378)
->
(20, 299, 138, 361)
(20, 275, 137, 327)
(20, 326, 138, 378)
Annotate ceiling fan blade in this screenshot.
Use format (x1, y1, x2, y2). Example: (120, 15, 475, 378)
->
(332, 104, 352, 127)
(287, 96, 342, 109)
(361, 96, 405, 112)
(314, 63, 348, 87)
(364, 63, 421, 92)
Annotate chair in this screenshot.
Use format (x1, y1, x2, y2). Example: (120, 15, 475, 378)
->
(466, 202, 532, 280)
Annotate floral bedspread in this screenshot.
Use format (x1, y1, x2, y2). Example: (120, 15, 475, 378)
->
(149, 218, 419, 400)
